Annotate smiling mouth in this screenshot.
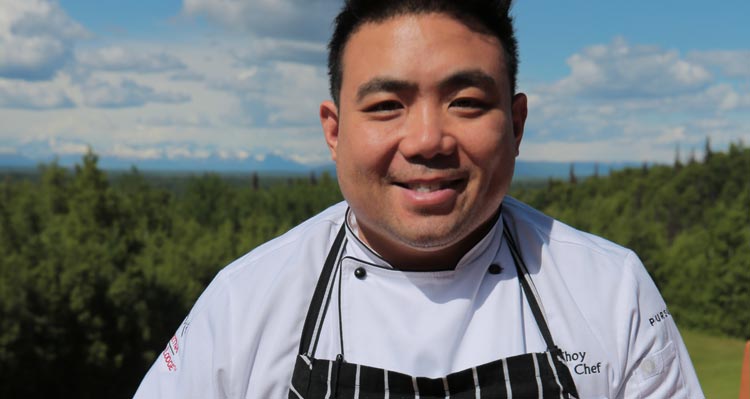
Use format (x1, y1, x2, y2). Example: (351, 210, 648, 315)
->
(394, 179, 464, 193)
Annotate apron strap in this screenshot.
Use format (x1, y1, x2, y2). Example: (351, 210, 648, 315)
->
(503, 221, 560, 354)
(297, 223, 347, 356)
(298, 219, 562, 356)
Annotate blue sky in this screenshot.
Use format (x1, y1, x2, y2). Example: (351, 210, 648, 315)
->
(1, 0, 749, 166)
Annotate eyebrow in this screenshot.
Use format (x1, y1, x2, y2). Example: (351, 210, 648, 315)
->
(355, 69, 499, 103)
(437, 69, 498, 95)
(356, 77, 416, 103)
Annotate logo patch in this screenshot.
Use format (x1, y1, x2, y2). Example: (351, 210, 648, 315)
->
(161, 334, 180, 372)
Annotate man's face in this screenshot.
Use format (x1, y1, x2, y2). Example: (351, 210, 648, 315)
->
(320, 13, 527, 268)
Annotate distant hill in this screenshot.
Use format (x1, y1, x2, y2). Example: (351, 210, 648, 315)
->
(513, 160, 644, 180)
(0, 151, 646, 180)
(0, 152, 309, 174)
(92, 153, 309, 173)
(0, 153, 37, 169)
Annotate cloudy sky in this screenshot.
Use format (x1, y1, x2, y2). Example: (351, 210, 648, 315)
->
(1, 0, 749, 166)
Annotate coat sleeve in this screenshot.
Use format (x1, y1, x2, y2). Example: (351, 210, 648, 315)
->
(620, 252, 704, 399)
(133, 275, 234, 399)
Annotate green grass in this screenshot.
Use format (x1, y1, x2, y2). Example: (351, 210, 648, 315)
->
(681, 329, 747, 398)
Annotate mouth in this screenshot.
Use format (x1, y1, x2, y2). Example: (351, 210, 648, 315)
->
(394, 178, 465, 193)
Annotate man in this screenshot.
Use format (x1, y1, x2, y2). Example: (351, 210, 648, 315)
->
(135, 0, 704, 397)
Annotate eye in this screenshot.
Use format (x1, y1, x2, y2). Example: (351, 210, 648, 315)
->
(449, 97, 488, 110)
(364, 100, 403, 113)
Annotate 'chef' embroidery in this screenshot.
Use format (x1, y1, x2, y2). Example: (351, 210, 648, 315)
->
(561, 350, 603, 375)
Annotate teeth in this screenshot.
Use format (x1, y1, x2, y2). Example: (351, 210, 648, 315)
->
(408, 183, 443, 192)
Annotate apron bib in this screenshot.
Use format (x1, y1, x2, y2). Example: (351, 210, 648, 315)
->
(289, 221, 579, 399)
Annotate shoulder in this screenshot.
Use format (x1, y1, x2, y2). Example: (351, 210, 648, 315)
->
(501, 197, 649, 334)
(179, 201, 348, 338)
(503, 196, 634, 267)
(502, 196, 649, 313)
(218, 201, 347, 281)
(503, 197, 703, 397)
(135, 202, 349, 397)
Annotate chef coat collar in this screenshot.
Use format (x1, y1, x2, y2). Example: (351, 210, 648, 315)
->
(343, 206, 503, 271)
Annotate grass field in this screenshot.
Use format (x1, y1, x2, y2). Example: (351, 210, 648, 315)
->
(682, 329, 747, 398)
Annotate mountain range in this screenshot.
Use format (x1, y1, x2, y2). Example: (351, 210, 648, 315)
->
(0, 151, 643, 180)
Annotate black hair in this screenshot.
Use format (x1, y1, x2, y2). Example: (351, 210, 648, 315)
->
(327, 0, 518, 105)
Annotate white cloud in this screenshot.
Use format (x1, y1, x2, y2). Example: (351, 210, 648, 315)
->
(76, 46, 187, 73)
(522, 82, 750, 162)
(81, 78, 191, 108)
(231, 37, 325, 66)
(181, 0, 339, 40)
(53, 139, 88, 155)
(549, 37, 712, 99)
(688, 50, 750, 79)
(111, 142, 228, 161)
(0, 78, 74, 109)
(572, 83, 750, 115)
(169, 70, 205, 82)
(0, 0, 88, 80)
(109, 143, 163, 160)
(209, 60, 328, 126)
(217, 148, 249, 160)
(519, 36, 750, 163)
(262, 62, 329, 125)
(520, 139, 637, 163)
(655, 126, 687, 145)
(137, 113, 215, 128)
(18, 136, 90, 157)
(700, 84, 750, 112)
(165, 145, 192, 159)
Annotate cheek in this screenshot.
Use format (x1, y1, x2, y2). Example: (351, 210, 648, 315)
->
(462, 132, 508, 170)
(340, 123, 399, 176)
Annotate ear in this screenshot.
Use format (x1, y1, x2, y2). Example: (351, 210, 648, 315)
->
(320, 100, 340, 162)
(510, 93, 528, 156)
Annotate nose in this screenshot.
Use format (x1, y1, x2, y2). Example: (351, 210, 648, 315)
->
(398, 105, 456, 160)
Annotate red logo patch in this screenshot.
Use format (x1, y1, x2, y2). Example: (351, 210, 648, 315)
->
(170, 335, 179, 354)
(162, 348, 177, 371)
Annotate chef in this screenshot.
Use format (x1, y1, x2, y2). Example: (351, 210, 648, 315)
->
(135, 0, 704, 398)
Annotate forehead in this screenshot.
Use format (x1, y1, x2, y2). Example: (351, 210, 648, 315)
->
(340, 13, 507, 91)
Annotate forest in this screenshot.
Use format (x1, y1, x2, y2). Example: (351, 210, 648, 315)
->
(1, 144, 749, 397)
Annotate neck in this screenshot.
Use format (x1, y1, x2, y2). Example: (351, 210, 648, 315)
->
(354, 211, 500, 271)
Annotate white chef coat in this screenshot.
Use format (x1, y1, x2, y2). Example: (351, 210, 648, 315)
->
(134, 197, 704, 398)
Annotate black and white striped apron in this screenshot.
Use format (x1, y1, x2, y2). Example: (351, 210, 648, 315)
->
(289, 222, 579, 398)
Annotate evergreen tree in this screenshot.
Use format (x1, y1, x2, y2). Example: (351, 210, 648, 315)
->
(704, 136, 713, 162)
(568, 163, 577, 184)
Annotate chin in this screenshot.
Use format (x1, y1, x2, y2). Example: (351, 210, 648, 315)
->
(394, 227, 467, 250)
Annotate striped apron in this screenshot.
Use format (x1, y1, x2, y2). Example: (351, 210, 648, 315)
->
(289, 223, 579, 398)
